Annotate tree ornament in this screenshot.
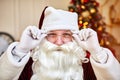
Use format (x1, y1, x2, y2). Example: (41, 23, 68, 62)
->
(69, 8, 74, 12)
(81, 11, 90, 17)
(81, 5, 86, 10)
(93, 1, 99, 7)
(90, 8, 96, 14)
(83, 22, 88, 26)
(106, 41, 110, 45)
(79, 16, 83, 20)
(70, 0, 76, 4)
(100, 39, 104, 46)
(98, 26, 103, 31)
(83, 25, 87, 29)
(76, 4, 80, 8)
(88, 15, 92, 19)
(76, 5, 82, 13)
(79, 23, 83, 28)
(81, 0, 89, 4)
(79, 20, 83, 24)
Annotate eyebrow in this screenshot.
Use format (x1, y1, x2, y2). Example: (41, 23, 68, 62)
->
(48, 30, 72, 33)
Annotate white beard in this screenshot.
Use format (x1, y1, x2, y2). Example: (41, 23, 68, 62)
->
(31, 39, 88, 80)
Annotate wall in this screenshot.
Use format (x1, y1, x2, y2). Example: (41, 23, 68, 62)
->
(96, 0, 120, 44)
(0, 0, 69, 40)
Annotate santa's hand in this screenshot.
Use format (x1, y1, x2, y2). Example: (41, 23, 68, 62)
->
(73, 28, 102, 55)
(16, 26, 46, 53)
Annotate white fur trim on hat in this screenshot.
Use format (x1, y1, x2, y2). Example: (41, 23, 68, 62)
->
(41, 7, 79, 32)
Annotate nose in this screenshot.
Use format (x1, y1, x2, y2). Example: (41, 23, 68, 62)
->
(54, 36, 64, 46)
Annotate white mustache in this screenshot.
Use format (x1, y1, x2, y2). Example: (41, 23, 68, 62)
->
(40, 39, 89, 63)
(40, 39, 74, 53)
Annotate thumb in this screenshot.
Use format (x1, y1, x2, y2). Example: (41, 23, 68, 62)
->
(37, 33, 47, 43)
(40, 34, 47, 41)
(73, 34, 86, 50)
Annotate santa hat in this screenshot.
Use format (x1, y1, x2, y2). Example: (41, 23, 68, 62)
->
(39, 6, 79, 32)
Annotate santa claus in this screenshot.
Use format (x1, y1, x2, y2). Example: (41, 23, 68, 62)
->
(0, 6, 120, 80)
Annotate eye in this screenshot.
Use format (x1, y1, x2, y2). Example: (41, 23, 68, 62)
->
(47, 33, 57, 37)
(63, 33, 72, 38)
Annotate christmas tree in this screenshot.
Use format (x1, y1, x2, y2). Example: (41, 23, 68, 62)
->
(68, 0, 116, 53)
(68, 1, 119, 79)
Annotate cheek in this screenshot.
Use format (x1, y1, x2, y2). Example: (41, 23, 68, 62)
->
(63, 36, 74, 43)
(45, 37, 55, 43)
(46, 39, 55, 43)
(63, 39, 73, 43)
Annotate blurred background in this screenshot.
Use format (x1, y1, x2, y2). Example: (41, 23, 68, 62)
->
(0, 0, 120, 61)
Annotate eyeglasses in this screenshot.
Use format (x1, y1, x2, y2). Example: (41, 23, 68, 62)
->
(46, 32, 73, 42)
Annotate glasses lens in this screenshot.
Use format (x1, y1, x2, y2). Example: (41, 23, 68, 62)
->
(46, 32, 72, 41)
